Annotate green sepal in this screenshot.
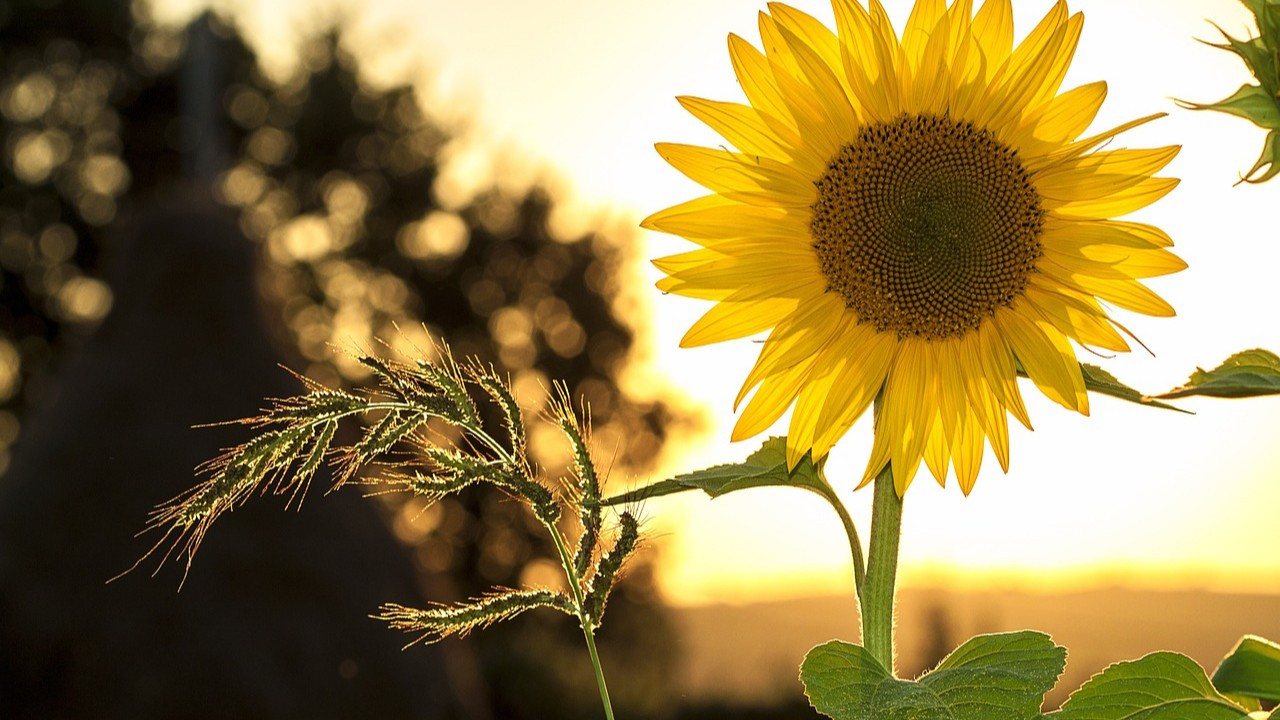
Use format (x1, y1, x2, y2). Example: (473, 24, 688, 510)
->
(1052, 651, 1250, 719)
(801, 631, 1066, 720)
(601, 435, 827, 505)
(1242, 129, 1280, 183)
(1183, 83, 1280, 129)
(1155, 349, 1280, 399)
(1184, 1, 1280, 181)
(1213, 636, 1280, 704)
(1201, 28, 1275, 91)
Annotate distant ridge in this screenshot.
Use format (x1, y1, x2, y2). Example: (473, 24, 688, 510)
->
(671, 587, 1280, 708)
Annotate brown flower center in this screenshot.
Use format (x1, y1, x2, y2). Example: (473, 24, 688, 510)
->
(810, 113, 1044, 340)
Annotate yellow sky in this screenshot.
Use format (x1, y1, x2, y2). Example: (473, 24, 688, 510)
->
(154, 0, 1280, 605)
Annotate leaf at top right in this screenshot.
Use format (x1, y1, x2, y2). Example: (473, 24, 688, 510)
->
(1154, 349, 1280, 399)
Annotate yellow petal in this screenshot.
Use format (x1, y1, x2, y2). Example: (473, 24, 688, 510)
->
(1040, 215, 1173, 251)
(676, 96, 798, 163)
(1034, 146, 1180, 205)
(1050, 177, 1180, 219)
(652, 247, 725, 275)
(996, 307, 1088, 414)
(655, 142, 818, 207)
(681, 294, 797, 348)
(758, 9, 801, 77)
(774, 21, 859, 141)
(1027, 12, 1083, 110)
(962, 367, 1012, 473)
(922, 412, 952, 487)
(1076, 245, 1187, 279)
(974, 320, 1032, 430)
(812, 323, 898, 456)
(1067, 274, 1177, 317)
(657, 272, 817, 301)
(768, 3, 852, 98)
(931, 335, 962, 443)
(832, 0, 897, 120)
(951, 409, 986, 495)
(1024, 280, 1129, 352)
(642, 195, 808, 242)
(733, 353, 818, 440)
(753, 19, 849, 160)
(868, 0, 910, 107)
(1042, 242, 1186, 282)
(881, 340, 936, 496)
(971, 0, 1013, 81)
(661, 251, 820, 291)
(911, 9, 957, 113)
(902, 0, 946, 72)
(978, 13, 1080, 136)
(786, 325, 867, 467)
(1103, 220, 1175, 248)
(859, 415, 893, 491)
(1029, 112, 1167, 172)
(1007, 81, 1107, 156)
(738, 293, 848, 407)
(728, 33, 799, 129)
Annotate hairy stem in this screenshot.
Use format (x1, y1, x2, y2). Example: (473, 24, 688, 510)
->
(549, 522, 616, 720)
(860, 463, 903, 675)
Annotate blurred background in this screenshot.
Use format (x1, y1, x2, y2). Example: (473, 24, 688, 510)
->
(0, 0, 1276, 717)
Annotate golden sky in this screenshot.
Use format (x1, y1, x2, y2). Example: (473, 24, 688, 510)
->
(154, 0, 1280, 605)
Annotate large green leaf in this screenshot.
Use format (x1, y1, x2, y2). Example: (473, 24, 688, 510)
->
(1213, 636, 1280, 704)
(602, 436, 826, 505)
(1155, 350, 1280, 399)
(1053, 652, 1250, 719)
(801, 631, 1066, 720)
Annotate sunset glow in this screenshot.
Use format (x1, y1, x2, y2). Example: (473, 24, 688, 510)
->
(152, 0, 1280, 605)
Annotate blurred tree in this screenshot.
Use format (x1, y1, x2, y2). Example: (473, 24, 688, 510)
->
(0, 0, 692, 717)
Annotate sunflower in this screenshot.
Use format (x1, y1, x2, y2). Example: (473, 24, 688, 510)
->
(646, 0, 1184, 495)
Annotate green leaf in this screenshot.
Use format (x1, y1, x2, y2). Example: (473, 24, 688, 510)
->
(1183, 83, 1280, 130)
(1053, 652, 1249, 719)
(1078, 364, 1190, 414)
(801, 631, 1066, 720)
(1213, 636, 1280, 704)
(1155, 350, 1280, 399)
(601, 436, 827, 505)
(1014, 361, 1187, 413)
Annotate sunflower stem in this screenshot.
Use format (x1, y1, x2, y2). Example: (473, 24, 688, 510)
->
(860, 462, 902, 675)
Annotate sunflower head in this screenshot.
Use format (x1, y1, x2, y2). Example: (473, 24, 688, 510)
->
(646, 0, 1184, 496)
